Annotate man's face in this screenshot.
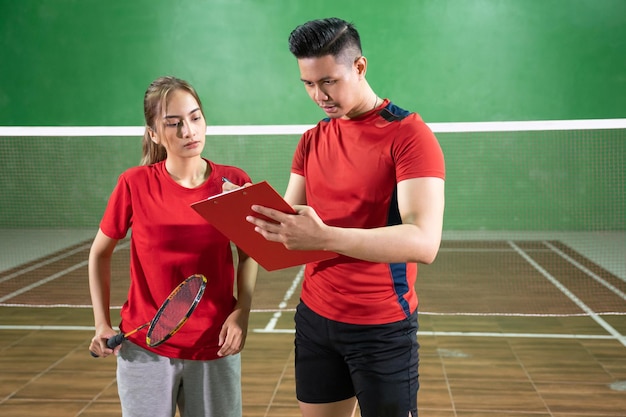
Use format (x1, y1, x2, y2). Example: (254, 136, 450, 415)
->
(297, 54, 365, 119)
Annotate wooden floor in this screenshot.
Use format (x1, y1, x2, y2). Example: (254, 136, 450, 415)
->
(1, 237, 626, 416)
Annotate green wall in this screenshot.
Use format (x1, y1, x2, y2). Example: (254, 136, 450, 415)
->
(0, 0, 624, 231)
(1, 0, 624, 125)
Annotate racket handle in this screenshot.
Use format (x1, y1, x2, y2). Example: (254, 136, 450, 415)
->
(89, 334, 124, 358)
(107, 333, 126, 349)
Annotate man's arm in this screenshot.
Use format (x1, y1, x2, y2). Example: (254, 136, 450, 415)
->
(283, 173, 307, 206)
(248, 176, 445, 264)
(326, 177, 444, 264)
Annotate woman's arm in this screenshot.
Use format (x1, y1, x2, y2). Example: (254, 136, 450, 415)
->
(217, 249, 258, 356)
(88, 228, 120, 357)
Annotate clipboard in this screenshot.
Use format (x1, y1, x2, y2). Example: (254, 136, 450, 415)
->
(191, 181, 338, 271)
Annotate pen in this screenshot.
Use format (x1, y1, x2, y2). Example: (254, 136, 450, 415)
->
(221, 177, 232, 184)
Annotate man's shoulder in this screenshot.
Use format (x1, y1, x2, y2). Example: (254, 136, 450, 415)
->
(382, 102, 433, 134)
(380, 101, 414, 122)
(301, 118, 331, 139)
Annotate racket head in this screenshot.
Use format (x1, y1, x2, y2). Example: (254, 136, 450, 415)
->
(146, 274, 207, 347)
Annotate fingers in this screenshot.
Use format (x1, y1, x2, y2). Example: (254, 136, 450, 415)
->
(89, 336, 115, 358)
(249, 204, 311, 224)
(217, 323, 245, 357)
(250, 204, 290, 222)
(221, 179, 253, 193)
(246, 204, 328, 252)
(222, 182, 239, 192)
(246, 205, 293, 235)
(89, 326, 119, 358)
(217, 334, 243, 356)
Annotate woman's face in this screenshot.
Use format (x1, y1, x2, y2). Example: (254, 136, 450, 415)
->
(150, 89, 206, 160)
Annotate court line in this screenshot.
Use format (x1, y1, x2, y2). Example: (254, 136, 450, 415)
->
(2, 305, 624, 317)
(0, 324, 616, 342)
(0, 242, 91, 284)
(5, 303, 624, 317)
(544, 241, 626, 297)
(0, 241, 130, 303)
(0, 262, 87, 303)
(262, 266, 304, 331)
(439, 248, 550, 252)
(253, 328, 616, 340)
(263, 348, 293, 417)
(510, 241, 626, 347)
(74, 378, 117, 417)
(0, 325, 96, 331)
(0, 303, 121, 308)
(0, 340, 88, 404)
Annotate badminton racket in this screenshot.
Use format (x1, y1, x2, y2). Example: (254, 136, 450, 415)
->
(91, 273, 207, 357)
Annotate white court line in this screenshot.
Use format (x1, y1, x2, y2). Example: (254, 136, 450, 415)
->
(0, 325, 97, 331)
(5, 304, 624, 317)
(510, 241, 626, 347)
(2, 240, 623, 347)
(263, 267, 304, 331)
(0, 241, 129, 303)
(544, 241, 626, 297)
(253, 328, 616, 340)
(0, 242, 91, 284)
(0, 262, 87, 303)
(250, 242, 626, 344)
(262, 343, 294, 417)
(0, 338, 89, 404)
(0, 324, 616, 342)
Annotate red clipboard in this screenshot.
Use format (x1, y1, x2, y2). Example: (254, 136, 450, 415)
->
(191, 181, 338, 271)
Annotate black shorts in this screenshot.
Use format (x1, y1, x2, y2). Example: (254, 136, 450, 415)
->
(294, 301, 419, 417)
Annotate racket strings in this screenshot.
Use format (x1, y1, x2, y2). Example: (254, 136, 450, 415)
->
(148, 276, 204, 344)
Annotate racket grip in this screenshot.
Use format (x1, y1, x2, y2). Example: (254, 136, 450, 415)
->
(107, 333, 126, 349)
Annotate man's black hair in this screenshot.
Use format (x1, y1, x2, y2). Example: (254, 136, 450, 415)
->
(288, 17, 362, 64)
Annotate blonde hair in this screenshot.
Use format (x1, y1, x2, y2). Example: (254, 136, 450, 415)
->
(140, 76, 204, 165)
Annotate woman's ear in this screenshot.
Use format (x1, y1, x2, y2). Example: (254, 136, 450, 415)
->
(148, 127, 159, 144)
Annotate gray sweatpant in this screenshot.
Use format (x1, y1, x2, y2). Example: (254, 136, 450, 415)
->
(116, 341, 242, 417)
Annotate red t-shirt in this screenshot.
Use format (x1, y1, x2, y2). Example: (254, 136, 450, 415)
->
(100, 159, 251, 360)
(292, 100, 445, 325)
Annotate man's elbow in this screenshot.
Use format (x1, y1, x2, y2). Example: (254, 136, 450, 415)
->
(420, 249, 439, 265)
(403, 224, 442, 264)
(413, 239, 442, 265)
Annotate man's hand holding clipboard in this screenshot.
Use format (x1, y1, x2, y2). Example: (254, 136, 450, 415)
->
(191, 181, 338, 271)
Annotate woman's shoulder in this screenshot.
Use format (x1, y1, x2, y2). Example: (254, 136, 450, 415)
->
(119, 162, 163, 182)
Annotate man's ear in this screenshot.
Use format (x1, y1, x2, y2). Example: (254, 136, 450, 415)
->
(354, 55, 367, 78)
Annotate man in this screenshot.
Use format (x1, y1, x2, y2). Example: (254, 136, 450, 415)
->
(247, 18, 445, 417)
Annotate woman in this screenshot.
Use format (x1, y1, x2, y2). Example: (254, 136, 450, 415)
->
(88, 76, 257, 417)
